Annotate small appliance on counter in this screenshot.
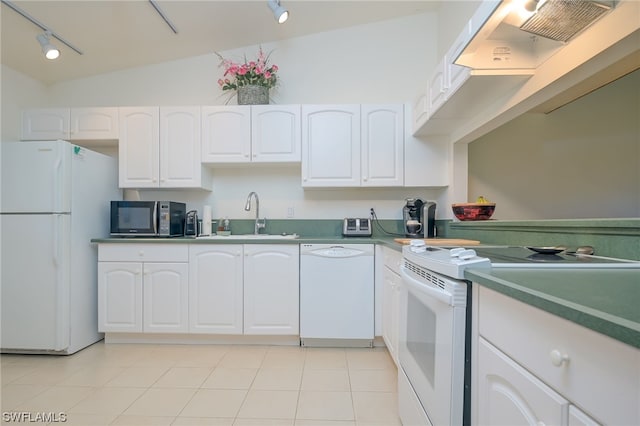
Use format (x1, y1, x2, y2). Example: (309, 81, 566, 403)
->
(185, 210, 198, 236)
(110, 200, 186, 237)
(342, 218, 372, 237)
(403, 198, 437, 238)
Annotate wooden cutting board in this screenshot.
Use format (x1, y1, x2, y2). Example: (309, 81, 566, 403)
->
(394, 238, 480, 246)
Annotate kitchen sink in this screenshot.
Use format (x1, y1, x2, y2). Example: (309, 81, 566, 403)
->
(196, 233, 299, 240)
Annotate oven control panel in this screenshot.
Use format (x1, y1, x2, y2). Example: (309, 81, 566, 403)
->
(402, 243, 491, 279)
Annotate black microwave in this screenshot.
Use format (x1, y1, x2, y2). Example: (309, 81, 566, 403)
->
(110, 201, 186, 237)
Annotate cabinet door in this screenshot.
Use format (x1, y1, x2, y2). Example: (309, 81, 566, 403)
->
(118, 107, 160, 188)
(70, 107, 119, 140)
(243, 245, 299, 335)
(188, 245, 243, 334)
(301, 105, 360, 187)
(160, 106, 202, 188)
(412, 92, 429, 133)
(569, 405, 601, 426)
(382, 267, 401, 365)
(447, 25, 472, 100)
(143, 263, 189, 333)
(361, 104, 404, 187)
(251, 105, 301, 162)
(427, 58, 448, 117)
(21, 108, 70, 140)
(477, 337, 569, 426)
(201, 106, 251, 163)
(98, 262, 143, 333)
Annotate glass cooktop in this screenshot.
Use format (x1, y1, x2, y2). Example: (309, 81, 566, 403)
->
(472, 246, 638, 266)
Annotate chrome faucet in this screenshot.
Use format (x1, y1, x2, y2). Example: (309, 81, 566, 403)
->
(244, 191, 266, 235)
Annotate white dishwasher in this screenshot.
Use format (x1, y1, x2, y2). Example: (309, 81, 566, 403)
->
(300, 243, 375, 347)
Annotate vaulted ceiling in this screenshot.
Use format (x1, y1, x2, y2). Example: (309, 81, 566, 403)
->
(1, 1, 441, 84)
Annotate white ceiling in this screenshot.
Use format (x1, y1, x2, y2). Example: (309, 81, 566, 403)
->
(1, 0, 441, 85)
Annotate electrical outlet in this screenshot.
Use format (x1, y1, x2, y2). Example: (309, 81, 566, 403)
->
(286, 207, 295, 218)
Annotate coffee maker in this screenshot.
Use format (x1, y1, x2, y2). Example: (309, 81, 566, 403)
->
(403, 198, 423, 238)
(403, 198, 437, 238)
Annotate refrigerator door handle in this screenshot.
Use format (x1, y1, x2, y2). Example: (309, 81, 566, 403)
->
(53, 155, 63, 212)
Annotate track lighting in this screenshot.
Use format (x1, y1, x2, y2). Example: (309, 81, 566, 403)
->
(523, 0, 539, 12)
(36, 31, 60, 60)
(267, 0, 289, 24)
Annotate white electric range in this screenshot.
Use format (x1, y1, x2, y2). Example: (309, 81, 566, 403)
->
(397, 242, 639, 426)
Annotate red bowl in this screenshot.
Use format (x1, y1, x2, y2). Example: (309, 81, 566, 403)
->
(452, 203, 496, 221)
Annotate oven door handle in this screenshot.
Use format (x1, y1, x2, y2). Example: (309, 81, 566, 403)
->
(400, 266, 453, 306)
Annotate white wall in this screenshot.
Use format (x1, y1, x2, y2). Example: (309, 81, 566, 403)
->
(468, 69, 640, 219)
(1, 65, 50, 141)
(46, 13, 437, 106)
(37, 13, 444, 220)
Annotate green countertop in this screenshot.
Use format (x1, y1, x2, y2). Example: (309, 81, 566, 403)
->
(91, 236, 403, 248)
(465, 268, 640, 349)
(93, 236, 639, 348)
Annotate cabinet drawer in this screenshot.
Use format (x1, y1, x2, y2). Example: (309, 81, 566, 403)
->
(383, 247, 402, 273)
(99, 244, 188, 262)
(478, 286, 640, 425)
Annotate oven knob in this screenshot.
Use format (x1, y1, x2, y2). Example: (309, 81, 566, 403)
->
(550, 349, 570, 367)
(458, 249, 477, 260)
(450, 247, 466, 257)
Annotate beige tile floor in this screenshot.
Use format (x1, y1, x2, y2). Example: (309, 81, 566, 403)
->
(1, 342, 400, 426)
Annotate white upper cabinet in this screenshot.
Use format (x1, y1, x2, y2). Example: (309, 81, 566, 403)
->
(201, 105, 301, 163)
(22, 107, 118, 142)
(303, 104, 404, 188)
(427, 58, 448, 117)
(361, 104, 404, 187)
(119, 107, 159, 188)
(119, 106, 211, 190)
(251, 105, 301, 162)
(160, 106, 210, 189)
(301, 104, 361, 187)
(201, 106, 251, 163)
(412, 0, 533, 138)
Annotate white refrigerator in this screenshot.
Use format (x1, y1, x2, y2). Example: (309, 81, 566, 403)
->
(1, 140, 121, 354)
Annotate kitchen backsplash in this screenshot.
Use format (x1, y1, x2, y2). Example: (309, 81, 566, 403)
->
(445, 219, 640, 261)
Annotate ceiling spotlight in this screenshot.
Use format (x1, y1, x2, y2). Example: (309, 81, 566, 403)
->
(36, 31, 60, 60)
(522, 0, 537, 12)
(267, 0, 289, 24)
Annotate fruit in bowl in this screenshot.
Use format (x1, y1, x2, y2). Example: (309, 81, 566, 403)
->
(452, 196, 496, 221)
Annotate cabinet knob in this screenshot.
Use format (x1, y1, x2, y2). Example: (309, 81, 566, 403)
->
(138, 250, 144, 257)
(549, 349, 570, 367)
(363, 176, 368, 181)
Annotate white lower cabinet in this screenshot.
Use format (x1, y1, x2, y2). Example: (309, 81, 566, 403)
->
(474, 285, 640, 426)
(381, 247, 402, 365)
(183, 244, 301, 336)
(477, 337, 569, 425)
(243, 244, 299, 335)
(98, 244, 189, 333)
(98, 262, 143, 333)
(188, 245, 244, 334)
(143, 263, 189, 333)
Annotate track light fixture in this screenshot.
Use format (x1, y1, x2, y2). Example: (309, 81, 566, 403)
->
(267, 0, 289, 24)
(36, 31, 60, 60)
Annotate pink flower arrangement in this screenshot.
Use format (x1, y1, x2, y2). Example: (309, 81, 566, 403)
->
(216, 48, 279, 92)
